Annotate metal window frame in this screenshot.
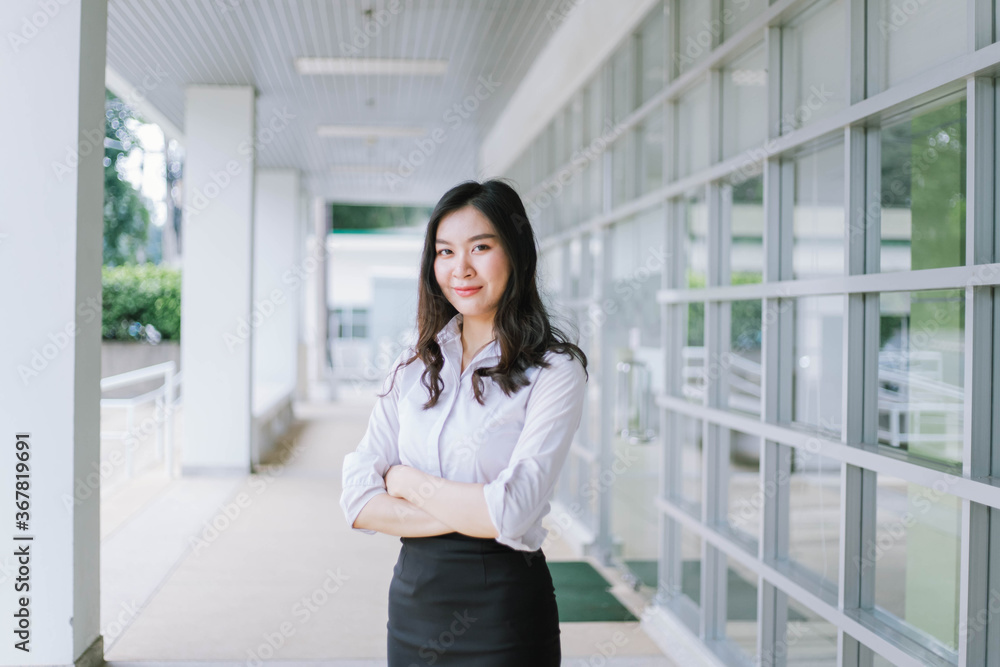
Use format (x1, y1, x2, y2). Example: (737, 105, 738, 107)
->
(521, 0, 1000, 663)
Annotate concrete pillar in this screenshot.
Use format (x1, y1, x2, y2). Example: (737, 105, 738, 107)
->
(253, 169, 299, 399)
(303, 196, 332, 400)
(180, 85, 256, 474)
(251, 169, 299, 460)
(0, 1, 106, 664)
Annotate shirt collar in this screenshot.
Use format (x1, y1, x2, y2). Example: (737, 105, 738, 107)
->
(437, 312, 501, 361)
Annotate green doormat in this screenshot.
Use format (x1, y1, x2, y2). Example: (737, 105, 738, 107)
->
(548, 561, 639, 623)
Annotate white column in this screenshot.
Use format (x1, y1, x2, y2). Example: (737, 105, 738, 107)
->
(180, 85, 256, 474)
(251, 169, 299, 458)
(303, 196, 331, 400)
(0, 1, 106, 664)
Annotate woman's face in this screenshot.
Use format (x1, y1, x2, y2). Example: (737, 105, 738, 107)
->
(433, 205, 511, 324)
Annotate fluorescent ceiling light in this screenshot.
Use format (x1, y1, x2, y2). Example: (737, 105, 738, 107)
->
(318, 125, 426, 139)
(329, 164, 404, 174)
(295, 57, 448, 76)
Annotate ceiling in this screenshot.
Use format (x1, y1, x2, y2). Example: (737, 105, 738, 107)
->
(105, 0, 567, 205)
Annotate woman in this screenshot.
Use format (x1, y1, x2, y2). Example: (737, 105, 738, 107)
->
(339, 178, 588, 666)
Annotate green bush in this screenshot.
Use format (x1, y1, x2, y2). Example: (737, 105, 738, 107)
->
(102, 263, 181, 341)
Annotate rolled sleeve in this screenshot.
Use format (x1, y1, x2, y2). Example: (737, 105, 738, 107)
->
(340, 349, 408, 534)
(483, 354, 587, 550)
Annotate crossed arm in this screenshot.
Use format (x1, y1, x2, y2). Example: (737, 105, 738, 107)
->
(351, 464, 499, 538)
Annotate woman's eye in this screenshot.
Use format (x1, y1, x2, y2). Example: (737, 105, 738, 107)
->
(475, 244, 489, 251)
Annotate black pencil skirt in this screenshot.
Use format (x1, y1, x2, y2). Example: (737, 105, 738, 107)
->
(386, 531, 561, 666)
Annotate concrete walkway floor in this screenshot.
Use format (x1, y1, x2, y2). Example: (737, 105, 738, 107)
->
(101, 392, 677, 666)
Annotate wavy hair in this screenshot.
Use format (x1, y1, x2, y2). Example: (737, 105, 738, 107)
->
(379, 178, 588, 408)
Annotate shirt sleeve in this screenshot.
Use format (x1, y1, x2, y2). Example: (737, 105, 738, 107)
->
(482, 352, 588, 550)
(339, 348, 408, 534)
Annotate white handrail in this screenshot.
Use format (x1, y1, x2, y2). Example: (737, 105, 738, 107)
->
(100, 361, 180, 480)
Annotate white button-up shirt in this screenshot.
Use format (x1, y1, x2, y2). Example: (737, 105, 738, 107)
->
(339, 312, 588, 551)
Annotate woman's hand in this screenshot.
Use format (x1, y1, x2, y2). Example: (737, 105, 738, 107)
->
(385, 464, 425, 503)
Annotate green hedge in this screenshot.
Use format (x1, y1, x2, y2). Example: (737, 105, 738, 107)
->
(102, 263, 181, 341)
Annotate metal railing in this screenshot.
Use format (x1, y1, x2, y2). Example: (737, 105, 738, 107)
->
(100, 361, 181, 480)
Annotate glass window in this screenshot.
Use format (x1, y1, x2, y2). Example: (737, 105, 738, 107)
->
(351, 308, 368, 338)
(637, 205, 666, 348)
(723, 0, 767, 40)
(722, 41, 767, 160)
(674, 413, 703, 510)
(781, 0, 847, 134)
(675, 0, 714, 76)
(679, 525, 703, 614)
(677, 79, 711, 177)
(877, 289, 964, 467)
(638, 108, 665, 195)
(792, 140, 845, 279)
(788, 447, 841, 591)
(879, 95, 966, 273)
(727, 299, 763, 416)
(870, 0, 967, 93)
(790, 296, 844, 436)
(683, 189, 708, 288)
(726, 557, 759, 659)
(726, 429, 761, 545)
(785, 595, 839, 666)
(640, 2, 668, 102)
(611, 41, 634, 124)
(728, 172, 764, 285)
(569, 236, 582, 298)
(611, 132, 634, 208)
(682, 301, 706, 404)
(874, 475, 961, 652)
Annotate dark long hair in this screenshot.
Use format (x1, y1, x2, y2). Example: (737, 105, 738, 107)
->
(379, 178, 587, 408)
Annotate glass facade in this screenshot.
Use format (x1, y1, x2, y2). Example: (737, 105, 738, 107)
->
(505, 0, 998, 663)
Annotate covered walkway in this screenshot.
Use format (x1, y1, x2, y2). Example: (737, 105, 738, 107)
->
(98, 393, 676, 666)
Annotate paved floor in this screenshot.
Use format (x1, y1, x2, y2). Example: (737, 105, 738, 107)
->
(101, 392, 677, 666)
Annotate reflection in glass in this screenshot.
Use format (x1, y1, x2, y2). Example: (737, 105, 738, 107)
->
(611, 42, 633, 124)
(684, 190, 708, 288)
(673, 412, 703, 511)
(788, 448, 840, 590)
(682, 301, 705, 404)
(726, 429, 760, 544)
(677, 79, 710, 177)
(781, 0, 846, 134)
(727, 299, 762, 416)
(874, 475, 961, 652)
(878, 290, 964, 466)
(722, 42, 767, 160)
(729, 173, 763, 285)
(675, 0, 713, 76)
(786, 596, 839, 666)
(722, 0, 766, 40)
(640, 2, 667, 103)
(639, 110, 665, 195)
(611, 132, 634, 208)
(871, 0, 967, 92)
(679, 525, 702, 614)
(793, 140, 845, 278)
(726, 558, 759, 658)
(791, 296, 843, 436)
(879, 96, 966, 273)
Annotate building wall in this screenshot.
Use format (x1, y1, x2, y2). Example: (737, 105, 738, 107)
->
(487, 0, 1000, 664)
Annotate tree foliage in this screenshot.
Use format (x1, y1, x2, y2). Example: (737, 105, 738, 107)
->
(103, 90, 152, 266)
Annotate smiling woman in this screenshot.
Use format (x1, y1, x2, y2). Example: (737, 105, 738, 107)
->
(339, 178, 589, 666)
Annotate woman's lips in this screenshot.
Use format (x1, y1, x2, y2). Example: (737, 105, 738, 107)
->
(455, 287, 482, 296)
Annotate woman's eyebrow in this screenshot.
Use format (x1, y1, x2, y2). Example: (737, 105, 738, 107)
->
(435, 233, 498, 245)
